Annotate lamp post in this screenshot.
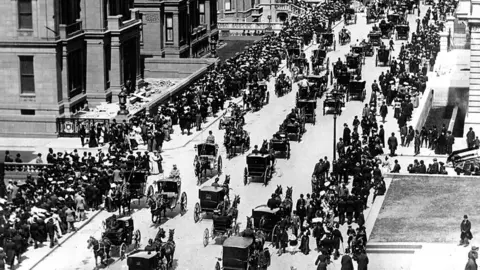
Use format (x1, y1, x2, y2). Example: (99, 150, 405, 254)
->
(118, 87, 129, 115)
(332, 97, 342, 161)
(210, 37, 217, 57)
(266, 15, 273, 34)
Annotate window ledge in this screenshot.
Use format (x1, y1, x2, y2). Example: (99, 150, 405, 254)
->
(17, 29, 33, 32)
(20, 93, 35, 97)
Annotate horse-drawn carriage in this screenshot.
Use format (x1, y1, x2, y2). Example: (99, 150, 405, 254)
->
(395, 24, 410, 40)
(275, 76, 292, 97)
(146, 177, 187, 223)
(224, 129, 251, 158)
(376, 47, 391, 66)
(307, 74, 328, 96)
(366, 7, 378, 24)
(194, 185, 228, 223)
(269, 135, 290, 159)
(344, 8, 357, 25)
(203, 195, 241, 247)
(244, 153, 275, 186)
(127, 250, 164, 270)
(215, 236, 271, 270)
(345, 53, 363, 75)
(101, 215, 141, 260)
(336, 70, 352, 87)
(350, 46, 368, 63)
(368, 31, 382, 46)
(219, 104, 245, 130)
(323, 95, 343, 115)
(281, 113, 306, 142)
(311, 49, 329, 75)
(251, 205, 283, 240)
(321, 32, 336, 51)
(347, 80, 367, 102)
(387, 13, 406, 26)
(124, 170, 148, 204)
(379, 20, 394, 39)
(338, 28, 351, 45)
(194, 143, 223, 179)
(291, 57, 309, 81)
(297, 99, 317, 124)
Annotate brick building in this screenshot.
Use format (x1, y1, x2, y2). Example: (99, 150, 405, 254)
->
(0, 0, 142, 137)
(135, 0, 219, 59)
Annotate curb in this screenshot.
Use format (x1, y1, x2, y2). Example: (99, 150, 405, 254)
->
(29, 209, 104, 270)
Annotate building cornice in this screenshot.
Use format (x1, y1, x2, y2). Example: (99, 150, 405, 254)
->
(0, 40, 57, 48)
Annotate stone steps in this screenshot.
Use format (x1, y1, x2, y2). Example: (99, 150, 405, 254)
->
(366, 244, 422, 254)
(469, 101, 480, 107)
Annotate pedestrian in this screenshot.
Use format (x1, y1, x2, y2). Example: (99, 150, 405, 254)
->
(46, 218, 57, 248)
(379, 101, 388, 123)
(315, 249, 331, 270)
(466, 246, 479, 270)
(379, 125, 385, 148)
(387, 132, 398, 156)
(467, 127, 476, 149)
(79, 123, 86, 147)
(341, 254, 354, 270)
(446, 131, 455, 155)
(460, 215, 473, 247)
(391, 159, 401, 173)
(0, 247, 6, 270)
(65, 206, 76, 232)
(353, 249, 369, 270)
(75, 192, 87, 221)
(414, 130, 421, 155)
(343, 124, 351, 146)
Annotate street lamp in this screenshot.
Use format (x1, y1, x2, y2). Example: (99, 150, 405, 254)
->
(266, 15, 273, 34)
(118, 87, 129, 115)
(331, 95, 342, 161)
(210, 37, 217, 57)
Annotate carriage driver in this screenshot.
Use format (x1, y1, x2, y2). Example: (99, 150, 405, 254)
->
(212, 177, 221, 188)
(372, 24, 379, 32)
(206, 130, 215, 144)
(169, 164, 181, 179)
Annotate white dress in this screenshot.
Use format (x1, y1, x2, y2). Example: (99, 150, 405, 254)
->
(149, 153, 160, 175)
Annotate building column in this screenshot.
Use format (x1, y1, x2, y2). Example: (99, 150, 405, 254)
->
(85, 40, 107, 106)
(173, 12, 180, 48)
(466, 23, 480, 135)
(60, 47, 72, 117)
(110, 37, 123, 103)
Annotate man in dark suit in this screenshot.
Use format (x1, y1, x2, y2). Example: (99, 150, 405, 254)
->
(354, 249, 369, 270)
(460, 215, 473, 247)
(467, 127, 476, 149)
(341, 254, 354, 270)
(387, 132, 398, 156)
(46, 218, 57, 248)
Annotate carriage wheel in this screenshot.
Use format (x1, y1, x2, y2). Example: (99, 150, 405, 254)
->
(211, 224, 216, 239)
(134, 230, 141, 250)
(194, 202, 201, 223)
(203, 228, 209, 247)
(215, 261, 221, 270)
(217, 156, 223, 175)
(375, 55, 378, 66)
(244, 167, 248, 185)
(102, 220, 106, 230)
(120, 243, 127, 260)
(180, 192, 188, 215)
(218, 119, 223, 130)
(264, 248, 271, 266)
(264, 167, 270, 186)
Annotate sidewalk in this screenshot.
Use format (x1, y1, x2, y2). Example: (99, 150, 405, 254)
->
(14, 209, 102, 270)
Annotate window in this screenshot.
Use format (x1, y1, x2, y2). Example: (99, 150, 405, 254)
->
(19, 56, 35, 94)
(199, 3, 205, 25)
(20, 109, 35, 115)
(104, 46, 111, 87)
(166, 14, 173, 42)
(179, 10, 186, 43)
(18, 0, 33, 29)
(67, 50, 84, 98)
(108, 0, 133, 21)
(225, 0, 231, 11)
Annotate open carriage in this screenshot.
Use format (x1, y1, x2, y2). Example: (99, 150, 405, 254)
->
(102, 215, 141, 260)
(275, 76, 292, 97)
(291, 57, 309, 81)
(219, 106, 245, 130)
(204, 200, 241, 247)
(323, 96, 343, 115)
(307, 74, 328, 97)
(269, 135, 290, 159)
(194, 186, 227, 223)
(376, 47, 391, 66)
(126, 171, 148, 202)
(344, 8, 357, 25)
(350, 46, 367, 63)
(321, 32, 336, 51)
(146, 177, 187, 223)
(338, 29, 351, 45)
(387, 13, 406, 26)
(347, 80, 367, 102)
(194, 143, 223, 178)
(379, 20, 394, 38)
(368, 31, 382, 46)
(244, 153, 275, 186)
(395, 24, 410, 40)
(297, 99, 317, 124)
(366, 7, 378, 24)
(215, 236, 271, 270)
(311, 49, 329, 74)
(224, 129, 251, 158)
(345, 53, 363, 75)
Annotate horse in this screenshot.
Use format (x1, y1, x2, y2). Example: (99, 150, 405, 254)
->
(274, 185, 283, 200)
(194, 158, 210, 182)
(222, 175, 231, 198)
(160, 229, 176, 269)
(87, 236, 111, 266)
(114, 183, 131, 216)
(147, 195, 168, 223)
(227, 195, 240, 221)
(281, 186, 294, 217)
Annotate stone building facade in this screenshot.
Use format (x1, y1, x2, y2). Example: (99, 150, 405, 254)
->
(135, 0, 219, 59)
(0, 0, 142, 137)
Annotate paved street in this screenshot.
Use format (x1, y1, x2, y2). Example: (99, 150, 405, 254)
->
(11, 4, 469, 270)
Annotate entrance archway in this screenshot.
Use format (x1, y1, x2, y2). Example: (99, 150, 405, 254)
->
(277, 12, 288, 22)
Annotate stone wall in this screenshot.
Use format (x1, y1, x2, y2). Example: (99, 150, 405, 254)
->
(0, 115, 57, 138)
(144, 57, 216, 78)
(411, 89, 434, 132)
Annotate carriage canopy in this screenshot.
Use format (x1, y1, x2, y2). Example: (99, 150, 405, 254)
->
(196, 143, 217, 156)
(246, 154, 270, 166)
(156, 178, 180, 194)
(127, 251, 159, 270)
(199, 186, 225, 200)
(222, 237, 253, 269)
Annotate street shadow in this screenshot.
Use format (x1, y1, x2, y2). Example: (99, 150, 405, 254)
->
(149, 209, 185, 228)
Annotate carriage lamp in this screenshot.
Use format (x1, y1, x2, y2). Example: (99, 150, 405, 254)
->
(118, 87, 129, 115)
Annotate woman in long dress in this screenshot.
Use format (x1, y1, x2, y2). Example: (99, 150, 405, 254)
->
(88, 126, 98, 148)
(149, 152, 161, 175)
